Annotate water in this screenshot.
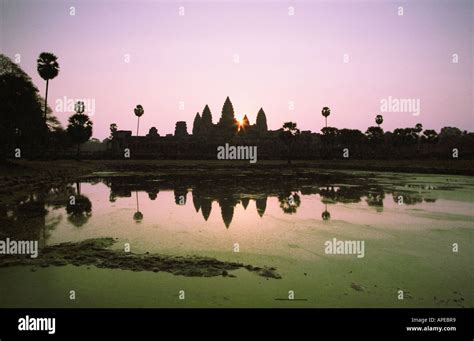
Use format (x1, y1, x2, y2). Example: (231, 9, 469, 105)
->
(0, 171, 473, 307)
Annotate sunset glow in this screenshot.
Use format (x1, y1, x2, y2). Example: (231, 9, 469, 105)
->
(1, 1, 472, 139)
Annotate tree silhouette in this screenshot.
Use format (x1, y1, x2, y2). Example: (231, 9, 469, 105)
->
(375, 115, 383, 127)
(37, 52, 59, 123)
(1, 55, 48, 158)
(109, 123, 118, 139)
(339, 129, 365, 148)
(365, 126, 384, 144)
(393, 128, 418, 146)
(414, 123, 423, 149)
(414, 123, 423, 134)
(280, 122, 300, 164)
(321, 106, 331, 128)
(66, 101, 93, 158)
(422, 129, 438, 143)
(134, 104, 144, 136)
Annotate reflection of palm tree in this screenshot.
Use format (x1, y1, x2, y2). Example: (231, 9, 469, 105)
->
(278, 192, 301, 214)
(37, 52, 59, 122)
(66, 195, 92, 227)
(366, 190, 385, 212)
(133, 191, 143, 223)
(322, 204, 331, 221)
(392, 192, 423, 205)
(320, 186, 337, 202)
(148, 190, 158, 200)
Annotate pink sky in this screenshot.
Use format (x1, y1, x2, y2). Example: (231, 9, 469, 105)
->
(1, 0, 473, 139)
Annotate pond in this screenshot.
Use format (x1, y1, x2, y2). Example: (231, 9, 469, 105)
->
(0, 170, 473, 307)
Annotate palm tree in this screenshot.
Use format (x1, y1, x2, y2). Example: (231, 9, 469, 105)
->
(66, 101, 93, 159)
(321, 107, 331, 128)
(414, 123, 423, 150)
(375, 114, 383, 127)
(37, 52, 60, 122)
(415, 123, 423, 134)
(134, 105, 144, 136)
(280, 122, 300, 164)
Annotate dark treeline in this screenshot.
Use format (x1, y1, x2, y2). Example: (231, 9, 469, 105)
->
(1, 54, 92, 161)
(1, 53, 473, 161)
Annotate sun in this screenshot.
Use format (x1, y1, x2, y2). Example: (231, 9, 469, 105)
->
(235, 115, 244, 126)
(235, 115, 245, 130)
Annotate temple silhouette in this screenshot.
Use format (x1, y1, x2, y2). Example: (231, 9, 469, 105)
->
(109, 96, 283, 159)
(107, 96, 473, 160)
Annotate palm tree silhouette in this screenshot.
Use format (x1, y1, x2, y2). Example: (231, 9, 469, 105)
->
(414, 123, 423, 150)
(375, 115, 383, 127)
(321, 107, 331, 128)
(37, 52, 59, 122)
(134, 105, 144, 136)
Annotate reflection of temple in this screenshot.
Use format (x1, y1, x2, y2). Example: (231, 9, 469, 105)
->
(98, 175, 436, 228)
(0, 174, 439, 243)
(191, 189, 266, 228)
